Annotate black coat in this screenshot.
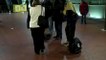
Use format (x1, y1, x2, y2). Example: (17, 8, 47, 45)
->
(52, 0, 66, 22)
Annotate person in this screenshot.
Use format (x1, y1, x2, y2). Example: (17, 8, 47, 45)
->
(63, 0, 81, 54)
(29, 0, 45, 55)
(62, 0, 76, 44)
(80, 0, 89, 24)
(42, 0, 53, 40)
(52, 0, 65, 40)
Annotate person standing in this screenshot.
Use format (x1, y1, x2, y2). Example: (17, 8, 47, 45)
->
(43, 0, 53, 39)
(63, 0, 81, 54)
(63, 0, 77, 45)
(52, 0, 65, 40)
(29, 0, 45, 55)
(80, 0, 89, 24)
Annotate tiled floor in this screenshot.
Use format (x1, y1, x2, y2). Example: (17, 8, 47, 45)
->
(0, 13, 106, 60)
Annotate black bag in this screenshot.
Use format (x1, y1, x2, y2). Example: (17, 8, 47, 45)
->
(68, 37, 82, 54)
(38, 6, 48, 28)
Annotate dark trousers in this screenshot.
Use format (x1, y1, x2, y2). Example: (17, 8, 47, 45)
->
(27, 13, 30, 29)
(65, 18, 77, 44)
(54, 20, 62, 39)
(52, 13, 63, 39)
(81, 15, 86, 24)
(30, 27, 45, 53)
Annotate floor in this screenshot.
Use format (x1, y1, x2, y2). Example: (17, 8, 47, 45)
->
(0, 13, 106, 60)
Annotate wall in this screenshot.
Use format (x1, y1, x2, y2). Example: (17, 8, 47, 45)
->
(74, 4, 105, 21)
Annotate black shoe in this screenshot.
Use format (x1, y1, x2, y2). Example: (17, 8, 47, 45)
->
(53, 36, 58, 39)
(53, 36, 61, 40)
(35, 50, 40, 55)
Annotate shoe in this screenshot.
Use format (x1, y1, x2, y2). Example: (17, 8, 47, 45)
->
(62, 42, 69, 47)
(57, 37, 62, 40)
(53, 36, 61, 40)
(35, 50, 40, 55)
(40, 49, 46, 55)
(53, 36, 58, 39)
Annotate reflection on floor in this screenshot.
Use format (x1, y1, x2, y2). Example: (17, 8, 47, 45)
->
(0, 13, 106, 60)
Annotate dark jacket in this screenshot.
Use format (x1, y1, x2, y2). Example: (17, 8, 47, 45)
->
(43, 0, 53, 18)
(52, 0, 65, 22)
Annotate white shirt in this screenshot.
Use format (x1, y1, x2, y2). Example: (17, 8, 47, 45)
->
(29, 5, 45, 28)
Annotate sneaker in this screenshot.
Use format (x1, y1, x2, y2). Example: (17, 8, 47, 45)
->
(39, 49, 46, 55)
(62, 42, 69, 47)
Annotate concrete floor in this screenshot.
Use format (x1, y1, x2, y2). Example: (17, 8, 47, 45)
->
(0, 13, 106, 60)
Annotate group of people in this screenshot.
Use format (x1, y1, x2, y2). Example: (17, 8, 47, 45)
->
(27, 0, 89, 55)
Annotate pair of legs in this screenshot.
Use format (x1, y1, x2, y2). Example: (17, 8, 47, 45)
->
(30, 27, 45, 54)
(52, 13, 63, 40)
(65, 21, 76, 44)
(81, 14, 87, 24)
(48, 17, 53, 34)
(65, 10, 77, 44)
(53, 20, 62, 39)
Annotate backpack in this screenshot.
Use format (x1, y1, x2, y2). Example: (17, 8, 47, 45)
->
(68, 37, 82, 54)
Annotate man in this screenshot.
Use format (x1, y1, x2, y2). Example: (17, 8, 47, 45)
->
(80, 0, 89, 24)
(52, 0, 65, 40)
(43, 0, 53, 37)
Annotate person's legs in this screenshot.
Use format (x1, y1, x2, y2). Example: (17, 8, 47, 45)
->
(48, 17, 53, 34)
(65, 10, 77, 43)
(54, 21, 62, 39)
(81, 15, 84, 24)
(30, 28, 40, 54)
(30, 28, 45, 54)
(84, 15, 87, 24)
(65, 23, 76, 44)
(38, 27, 45, 50)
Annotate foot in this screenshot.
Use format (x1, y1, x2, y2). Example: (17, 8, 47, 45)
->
(53, 36, 61, 40)
(53, 36, 58, 39)
(62, 42, 69, 47)
(35, 50, 40, 55)
(40, 49, 46, 55)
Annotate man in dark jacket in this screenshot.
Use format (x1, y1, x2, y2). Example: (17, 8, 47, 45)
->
(80, 0, 89, 24)
(52, 0, 65, 40)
